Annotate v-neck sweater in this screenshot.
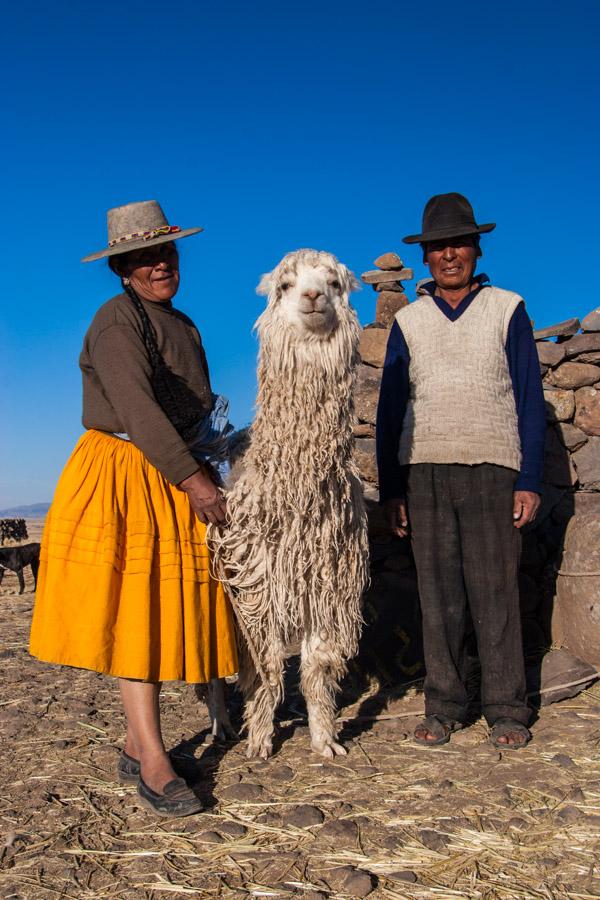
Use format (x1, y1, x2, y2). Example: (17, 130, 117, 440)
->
(376, 279, 547, 499)
(79, 293, 213, 485)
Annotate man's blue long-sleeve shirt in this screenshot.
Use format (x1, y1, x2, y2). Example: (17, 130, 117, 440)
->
(376, 280, 547, 501)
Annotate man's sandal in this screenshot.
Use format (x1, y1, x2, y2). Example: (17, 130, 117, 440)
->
(414, 714, 462, 747)
(489, 718, 531, 750)
(137, 777, 204, 817)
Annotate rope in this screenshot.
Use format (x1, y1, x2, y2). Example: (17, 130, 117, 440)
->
(554, 567, 600, 577)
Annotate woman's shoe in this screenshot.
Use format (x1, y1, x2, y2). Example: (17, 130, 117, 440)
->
(117, 750, 141, 784)
(117, 749, 191, 784)
(137, 776, 204, 817)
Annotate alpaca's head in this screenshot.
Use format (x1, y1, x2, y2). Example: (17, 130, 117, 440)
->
(256, 249, 360, 339)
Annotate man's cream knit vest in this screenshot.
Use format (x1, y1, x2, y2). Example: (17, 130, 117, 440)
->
(396, 285, 522, 471)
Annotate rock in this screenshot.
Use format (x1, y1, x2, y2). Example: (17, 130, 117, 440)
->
(376, 291, 409, 326)
(419, 829, 449, 851)
(283, 804, 324, 828)
(255, 811, 281, 825)
(563, 332, 600, 359)
(220, 782, 264, 802)
(353, 422, 375, 438)
(537, 342, 566, 367)
(553, 753, 576, 768)
(361, 268, 413, 285)
(574, 386, 600, 436)
(218, 821, 247, 838)
(572, 491, 600, 515)
(553, 510, 600, 667)
(327, 866, 375, 897)
(576, 351, 600, 365)
(374, 252, 404, 270)
(571, 438, 600, 488)
(318, 818, 358, 846)
(387, 870, 418, 884)
(354, 438, 378, 484)
(534, 318, 580, 340)
(374, 280, 403, 292)
(198, 830, 224, 843)
(544, 388, 575, 422)
(270, 764, 294, 782)
(527, 649, 598, 705)
(543, 427, 578, 486)
(535, 341, 565, 366)
(556, 805, 584, 823)
(549, 362, 600, 390)
(555, 422, 588, 451)
(359, 325, 389, 368)
(355, 365, 382, 425)
(582, 307, 600, 332)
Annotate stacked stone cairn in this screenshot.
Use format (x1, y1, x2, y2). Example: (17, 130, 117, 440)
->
(352, 259, 600, 696)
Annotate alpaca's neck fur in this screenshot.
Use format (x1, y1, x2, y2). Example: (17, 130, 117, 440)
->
(246, 304, 361, 491)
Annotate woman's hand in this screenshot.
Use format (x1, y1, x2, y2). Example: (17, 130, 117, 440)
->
(179, 469, 227, 526)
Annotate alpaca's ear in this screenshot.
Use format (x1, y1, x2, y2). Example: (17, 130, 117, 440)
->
(256, 272, 273, 296)
(344, 267, 361, 294)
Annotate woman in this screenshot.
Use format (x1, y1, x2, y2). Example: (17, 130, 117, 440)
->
(30, 200, 238, 817)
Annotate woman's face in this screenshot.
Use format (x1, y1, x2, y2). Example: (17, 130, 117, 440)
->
(119, 241, 180, 302)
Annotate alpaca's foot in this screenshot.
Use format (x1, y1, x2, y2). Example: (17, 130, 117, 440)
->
(205, 678, 239, 743)
(245, 735, 273, 760)
(209, 712, 239, 743)
(311, 738, 347, 759)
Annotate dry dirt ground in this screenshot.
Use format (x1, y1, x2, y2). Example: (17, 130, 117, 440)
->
(1, 522, 600, 900)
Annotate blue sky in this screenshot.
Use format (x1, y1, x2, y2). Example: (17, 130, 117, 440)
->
(2, 0, 599, 506)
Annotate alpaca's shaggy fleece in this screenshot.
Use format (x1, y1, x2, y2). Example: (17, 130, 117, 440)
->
(209, 249, 369, 757)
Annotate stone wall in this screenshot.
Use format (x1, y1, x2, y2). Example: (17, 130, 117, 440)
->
(353, 256, 600, 680)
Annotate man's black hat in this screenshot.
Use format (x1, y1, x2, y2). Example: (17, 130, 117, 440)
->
(402, 192, 496, 244)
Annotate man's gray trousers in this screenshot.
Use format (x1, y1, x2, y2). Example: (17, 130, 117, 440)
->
(406, 462, 530, 726)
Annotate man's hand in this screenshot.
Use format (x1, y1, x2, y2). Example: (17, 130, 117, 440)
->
(179, 469, 227, 526)
(384, 498, 409, 537)
(512, 491, 540, 529)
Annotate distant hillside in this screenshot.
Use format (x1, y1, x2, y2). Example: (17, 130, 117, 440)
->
(0, 503, 50, 518)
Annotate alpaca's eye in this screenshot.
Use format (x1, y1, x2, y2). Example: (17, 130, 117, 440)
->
(330, 279, 341, 290)
(280, 281, 291, 292)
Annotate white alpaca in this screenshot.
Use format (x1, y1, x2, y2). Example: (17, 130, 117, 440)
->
(209, 249, 369, 759)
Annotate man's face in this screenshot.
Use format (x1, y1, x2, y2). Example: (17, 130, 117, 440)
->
(424, 236, 478, 291)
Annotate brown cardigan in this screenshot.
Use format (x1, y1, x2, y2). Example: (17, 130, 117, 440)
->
(80, 292, 213, 484)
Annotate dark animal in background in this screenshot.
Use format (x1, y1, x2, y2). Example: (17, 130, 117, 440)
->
(0, 543, 41, 594)
(0, 518, 28, 545)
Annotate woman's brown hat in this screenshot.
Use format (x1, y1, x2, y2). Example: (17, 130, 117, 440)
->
(81, 200, 203, 263)
(402, 192, 495, 244)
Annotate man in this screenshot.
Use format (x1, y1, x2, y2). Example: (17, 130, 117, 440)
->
(376, 192, 546, 749)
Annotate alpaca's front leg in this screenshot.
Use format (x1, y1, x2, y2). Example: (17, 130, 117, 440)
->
(240, 639, 285, 760)
(301, 632, 347, 759)
(207, 678, 239, 740)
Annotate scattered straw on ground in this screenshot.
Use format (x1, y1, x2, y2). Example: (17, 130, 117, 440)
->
(1, 521, 599, 898)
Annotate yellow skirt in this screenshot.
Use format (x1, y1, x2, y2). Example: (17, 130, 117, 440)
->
(29, 430, 238, 683)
